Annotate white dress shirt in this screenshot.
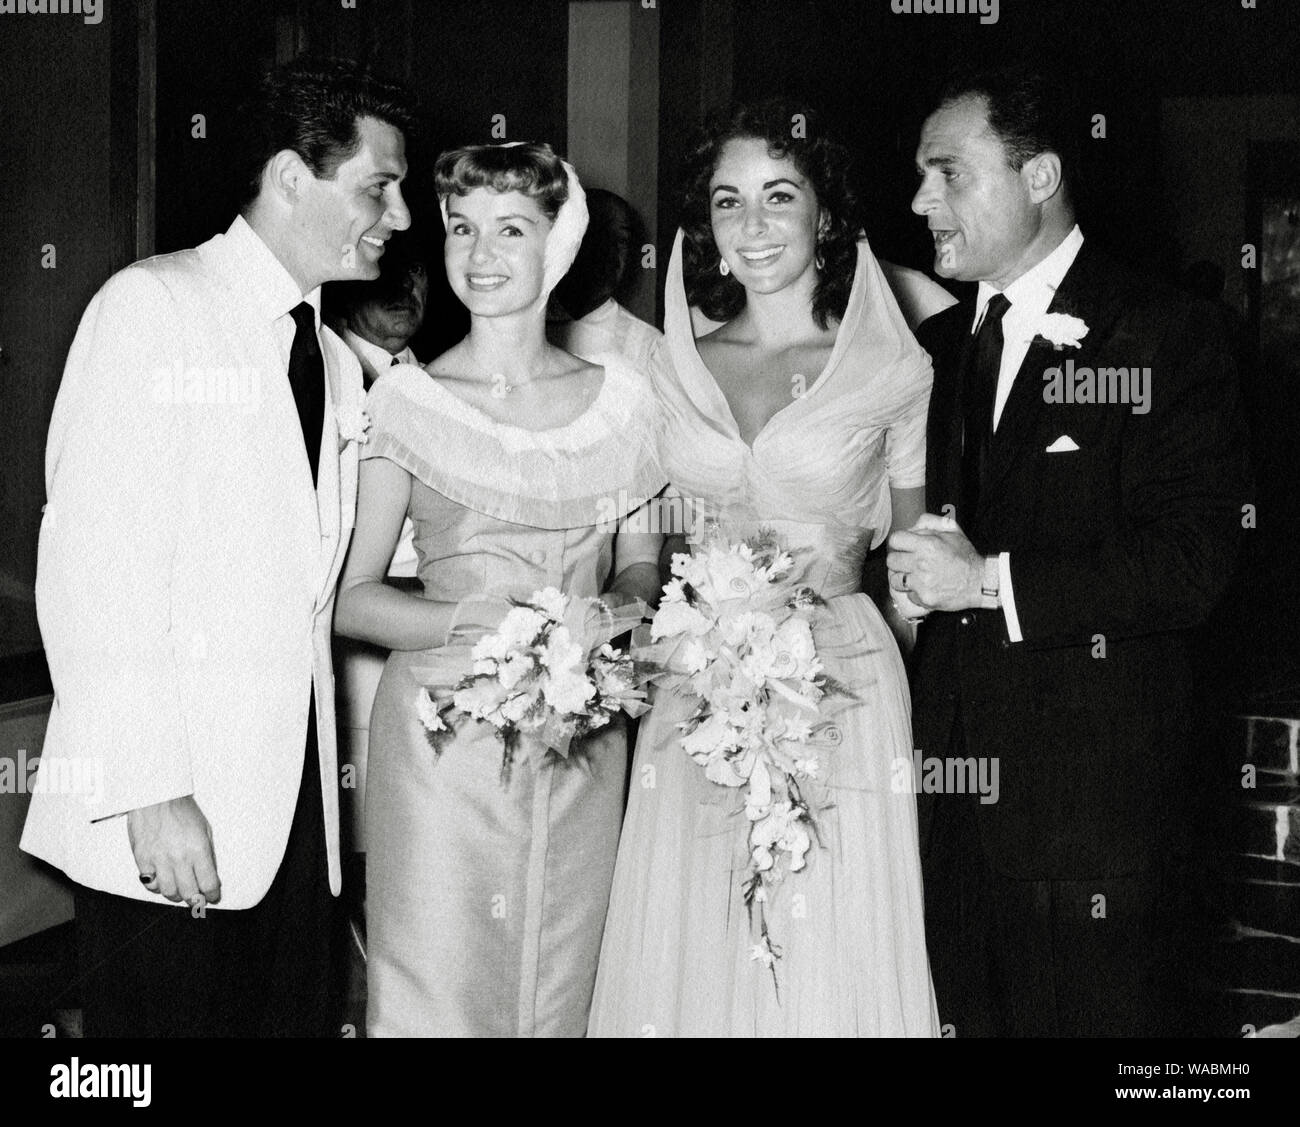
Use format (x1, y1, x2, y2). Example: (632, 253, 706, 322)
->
(970, 224, 1084, 642)
(342, 327, 417, 385)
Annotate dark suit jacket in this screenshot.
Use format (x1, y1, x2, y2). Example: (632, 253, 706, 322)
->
(911, 240, 1250, 880)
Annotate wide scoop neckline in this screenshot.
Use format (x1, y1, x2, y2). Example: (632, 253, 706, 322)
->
(386, 358, 616, 442)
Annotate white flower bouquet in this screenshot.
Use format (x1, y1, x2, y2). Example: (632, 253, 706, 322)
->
(417, 587, 649, 783)
(645, 522, 839, 986)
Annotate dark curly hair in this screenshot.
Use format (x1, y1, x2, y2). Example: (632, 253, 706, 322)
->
(680, 100, 859, 330)
(235, 56, 418, 209)
(433, 142, 569, 222)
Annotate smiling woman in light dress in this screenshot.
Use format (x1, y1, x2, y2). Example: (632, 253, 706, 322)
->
(335, 142, 663, 1037)
(589, 102, 947, 1037)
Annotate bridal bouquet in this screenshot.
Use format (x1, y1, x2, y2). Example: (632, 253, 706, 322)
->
(417, 588, 649, 783)
(646, 524, 835, 986)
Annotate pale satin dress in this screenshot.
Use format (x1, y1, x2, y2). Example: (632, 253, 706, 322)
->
(362, 356, 663, 1037)
(588, 234, 942, 1037)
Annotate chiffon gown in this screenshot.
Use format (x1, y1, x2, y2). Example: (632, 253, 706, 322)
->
(588, 232, 941, 1037)
(362, 354, 663, 1037)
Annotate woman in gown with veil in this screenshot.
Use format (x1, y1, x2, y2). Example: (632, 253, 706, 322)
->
(589, 102, 944, 1037)
(336, 142, 663, 1037)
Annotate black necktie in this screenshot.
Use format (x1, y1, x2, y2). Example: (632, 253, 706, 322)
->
(960, 292, 1011, 529)
(288, 302, 324, 489)
(390, 355, 400, 367)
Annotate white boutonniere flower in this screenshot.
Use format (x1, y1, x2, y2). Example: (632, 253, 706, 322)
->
(1032, 312, 1090, 350)
(335, 400, 371, 445)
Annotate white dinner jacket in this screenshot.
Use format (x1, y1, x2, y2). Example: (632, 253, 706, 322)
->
(21, 216, 362, 909)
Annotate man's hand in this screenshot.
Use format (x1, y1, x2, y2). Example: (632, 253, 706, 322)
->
(886, 512, 985, 613)
(127, 795, 222, 906)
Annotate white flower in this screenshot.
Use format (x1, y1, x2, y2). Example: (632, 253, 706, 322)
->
(498, 692, 533, 724)
(794, 757, 820, 778)
(531, 587, 568, 621)
(696, 547, 764, 604)
(1033, 312, 1089, 350)
(335, 401, 371, 444)
(471, 632, 510, 664)
(539, 625, 583, 675)
(681, 713, 732, 762)
(496, 652, 533, 691)
(744, 760, 773, 819)
(651, 599, 713, 641)
(680, 638, 711, 674)
(703, 755, 746, 788)
(416, 688, 446, 732)
(723, 609, 771, 651)
(452, 679, 507, 722)
(783, 817, 812, 872)
(592, 652, 631, 693)
(774, 712, 814, 744)
(543, 668, 596, 715)
(660, 576, 688, 604)
(756, 550, 795, 585)
(772, 617, 820, 679)
(750, 940, 777, 968)
(497, 606, 549, 649)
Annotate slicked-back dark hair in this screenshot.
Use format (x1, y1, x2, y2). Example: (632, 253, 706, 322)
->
(937, 65, 1080, 184)
(235, 56, 418, 208)
(680, 99, 859, 331)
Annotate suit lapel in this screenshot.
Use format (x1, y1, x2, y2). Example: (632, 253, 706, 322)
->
(312, 335, 347, 613)
(985, 243, 1129, 497)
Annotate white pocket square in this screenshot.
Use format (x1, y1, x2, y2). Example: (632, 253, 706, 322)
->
(1045, 435, 1080, 453)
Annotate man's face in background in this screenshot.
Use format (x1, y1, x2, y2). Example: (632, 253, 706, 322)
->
(343, 240, 429, 354)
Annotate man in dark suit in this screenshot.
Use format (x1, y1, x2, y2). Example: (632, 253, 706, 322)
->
(886, 67, 1250, 1037)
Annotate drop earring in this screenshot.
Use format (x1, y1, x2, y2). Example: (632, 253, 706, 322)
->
(719, 258, 730, 276)
(815, 245, 825, 271)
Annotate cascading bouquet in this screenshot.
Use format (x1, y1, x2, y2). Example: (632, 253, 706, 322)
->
(644, 523, 837, 990)
(416, 587, 649, 783)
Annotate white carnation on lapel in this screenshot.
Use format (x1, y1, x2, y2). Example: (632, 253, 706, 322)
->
(1033, 312, 1089, 350)
(335, 400, 371, 444)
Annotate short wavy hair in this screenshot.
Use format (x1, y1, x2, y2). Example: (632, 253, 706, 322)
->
(680, 100, 859, 330)
(433, 142, 569, 221)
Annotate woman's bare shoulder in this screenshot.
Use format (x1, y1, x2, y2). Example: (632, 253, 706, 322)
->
(878, 260, 958, 332)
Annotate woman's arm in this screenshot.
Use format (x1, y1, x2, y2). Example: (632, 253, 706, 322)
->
(606, 498, 665, 609)
(335, 458, 457, 650)
(881, 484, 928, 657)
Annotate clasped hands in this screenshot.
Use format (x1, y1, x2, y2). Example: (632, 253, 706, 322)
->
(886, 512, 987, 616)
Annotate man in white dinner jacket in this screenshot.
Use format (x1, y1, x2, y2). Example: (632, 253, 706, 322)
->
(21, 57, 416, 1037)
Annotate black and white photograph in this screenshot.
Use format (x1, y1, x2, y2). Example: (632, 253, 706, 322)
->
(0, 0, 1297, 1102)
